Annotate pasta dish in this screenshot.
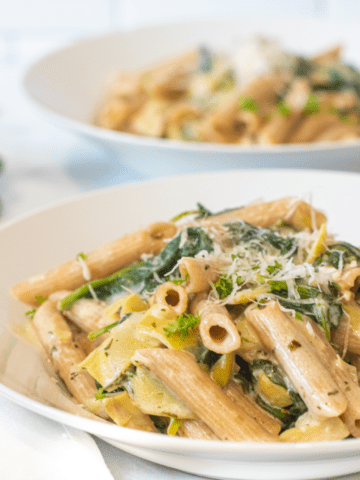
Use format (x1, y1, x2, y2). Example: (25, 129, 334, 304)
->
(11, 197, 360, 442)
(94, 38, 360, 145)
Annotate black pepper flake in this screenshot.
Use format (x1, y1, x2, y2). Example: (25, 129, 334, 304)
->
(328, 390, 339, 396)
(288, 340, 301, 351)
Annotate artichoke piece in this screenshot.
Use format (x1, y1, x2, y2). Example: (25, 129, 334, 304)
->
(79, 312, 160, 389)
(135, 304, 199, 349)
(132, 366, 196, 419)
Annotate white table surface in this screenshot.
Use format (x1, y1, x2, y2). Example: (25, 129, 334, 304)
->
(2, 46, 360, 480)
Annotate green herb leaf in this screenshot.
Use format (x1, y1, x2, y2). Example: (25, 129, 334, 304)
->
(95, 387, 107, 400)
(266, 260, 282, 275)
(304, 93, 320, 114)
(59, 227, 214, 309)
(277, 101, 291, 117)
(214, 276, 233, 299)
(163, 312, 200, 341)
(76, 252, 87, 260)
(88, 313, 131, 341)
(239, 96, 258, 112)
(35, 296, 47, 305)
(25, 308, 37, 320)
(171, 275, 188, 285)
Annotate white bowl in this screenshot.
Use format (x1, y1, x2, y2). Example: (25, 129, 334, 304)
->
(2, 168, 360, 480)
(23, 18, 360, 175)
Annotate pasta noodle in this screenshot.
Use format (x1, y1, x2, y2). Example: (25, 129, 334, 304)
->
(94, 39, 360, 145)
(12, 196, 360, 443)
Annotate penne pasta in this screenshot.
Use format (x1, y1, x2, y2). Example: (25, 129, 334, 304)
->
(94, 41, 360, 146)
(223, 381, 281, 436)
(11, 221, 177, 306)
(32, 300, 97, 404)
(153, 282, 188, 315)
(179, 256, 230, 293)
(13, 195, 360, 444)
(49, 290, 109, 334)
(177, 419, 220, 440)
(132, 348, 277, 442)
(191, 294, 241, 354)
(245, 301, 348, 417)
(209, 196, 326, 231)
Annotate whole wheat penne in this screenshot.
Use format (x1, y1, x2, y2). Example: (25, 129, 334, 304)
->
(67, 323, 101, 355)
(332, 301, 360, 355)
(166, 103, 201, 140)
(130, 98, 171, 137)
(335, 267, 360, 301)
(238, 73, 288, 108)
(143, 50, 197, 98)
(208, 197, 326, 231)
(287, 113, 340, 143)
(32, 300, 97, 404)
(11, 221, 177, 306)
(132, 348, 277, 442)
(296, 317, 360, 437)
(223, 381, 281, 436)
(153, 282, 188, 315)
(245, 301, 348, 417)
(311, 45, 342, 64)
(177, 419, 220, 440)
(95, 95, 145, 130)
(316, 124, 360, 142)
(207, 89, 241, 126)
(191, 295, 241, 354)
(49, 290, 109, 334)
(179, 256, 230, 293)
(258, 79, 310, 144)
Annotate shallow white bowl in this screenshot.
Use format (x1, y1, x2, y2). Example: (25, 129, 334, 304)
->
(23, 18, 360, 175)
(2, 169, 360, 480)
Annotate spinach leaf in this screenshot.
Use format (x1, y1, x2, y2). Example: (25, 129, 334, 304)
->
(294, 56, 313, 77)
(225, 221, 297, 255)
(234, 358, 307, 429)
(268, 282, 343, 337)
(60, 227, 213, 310)
(313, 241, 360, 269)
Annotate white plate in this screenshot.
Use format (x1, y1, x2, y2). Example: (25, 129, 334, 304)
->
(22, 18, 360, 174)
(1, 168, 360, 480)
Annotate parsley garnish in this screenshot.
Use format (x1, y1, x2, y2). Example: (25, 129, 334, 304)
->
(239, 96, 258, 112)
(170, 275, 188, 285)
(35, 295, 47, 305)
(277, 101, 291, 117)
(214, 276, 234, 299)
(88, 313, 131, 341)
(25, 308, 37, 320)
(95, 387, 107, 400)
(304, 93, 319, 115)
(266, 260, 282, 275)
(77, 252, 87, 260)
(163, 312, 200, 341)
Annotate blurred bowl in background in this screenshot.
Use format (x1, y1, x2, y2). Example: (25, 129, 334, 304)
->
(23, 18, 360, 176)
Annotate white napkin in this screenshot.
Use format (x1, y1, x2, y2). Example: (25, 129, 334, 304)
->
(0, 395, 114, 480)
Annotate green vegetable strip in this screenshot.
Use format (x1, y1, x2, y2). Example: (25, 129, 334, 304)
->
(59, 227, 214, 311)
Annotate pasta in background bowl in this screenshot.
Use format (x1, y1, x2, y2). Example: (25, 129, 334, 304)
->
(23, 18, 360, 173)
(3, 169, 360, 480)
